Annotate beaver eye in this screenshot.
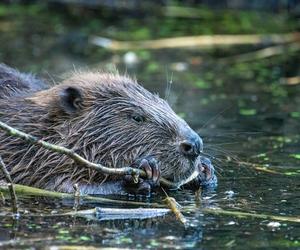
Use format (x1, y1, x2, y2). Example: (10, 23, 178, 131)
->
(131, 114, 146, 124)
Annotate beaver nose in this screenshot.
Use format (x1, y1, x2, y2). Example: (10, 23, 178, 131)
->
(179, 131, 203, 159)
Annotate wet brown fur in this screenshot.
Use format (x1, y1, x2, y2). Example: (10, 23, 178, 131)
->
(0, 65, 197, 193)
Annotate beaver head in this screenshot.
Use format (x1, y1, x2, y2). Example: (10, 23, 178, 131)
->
(29, 72, 203, 184)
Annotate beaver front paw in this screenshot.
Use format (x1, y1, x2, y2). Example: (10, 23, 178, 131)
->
(183, 156, 217, 190)
(198, 157, 217, 188)
(123, 157, 161, 196)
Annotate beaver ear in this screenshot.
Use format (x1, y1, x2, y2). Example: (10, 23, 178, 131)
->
(59, 87, 83, 114)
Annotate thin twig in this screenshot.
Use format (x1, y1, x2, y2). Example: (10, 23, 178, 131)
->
(0, 156, 18, 214)
(201, 208, 300, 223)
(0, 120, 196, 189)
(164, 196, 187, 226)
(0, 121, 140, 176)
(195, 188, 202, 207)
(161, 187, 187, 226)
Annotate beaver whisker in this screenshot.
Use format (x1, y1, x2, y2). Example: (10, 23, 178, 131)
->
(201, 151, 224, 164)
(206, 145, 241, 163)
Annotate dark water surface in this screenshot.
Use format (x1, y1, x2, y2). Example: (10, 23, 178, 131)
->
(0, 3, 299, 249)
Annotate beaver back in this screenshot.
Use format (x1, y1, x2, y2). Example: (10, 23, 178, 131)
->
(0, 64, 46, 99)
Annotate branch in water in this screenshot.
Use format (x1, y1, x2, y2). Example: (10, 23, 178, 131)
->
(201, 208, 300, 223)
(0, 207, 171, 220)
(0, 183, 165, 208)
(1, 183, 299, 224)
(60, 207, 171, 220)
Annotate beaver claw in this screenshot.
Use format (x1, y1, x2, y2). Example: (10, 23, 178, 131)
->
(123, 157, 161, 196)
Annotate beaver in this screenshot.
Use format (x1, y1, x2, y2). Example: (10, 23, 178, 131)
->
(0, 63, 217, 195)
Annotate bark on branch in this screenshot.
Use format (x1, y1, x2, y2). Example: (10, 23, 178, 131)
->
(0, 121, 198, 188)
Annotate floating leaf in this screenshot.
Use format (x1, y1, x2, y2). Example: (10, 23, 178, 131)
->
(195, 79, 210, 89)
(58, 229, 69, 234)
(239, 109, 257, 116)
(256, 153, 267, 158)
(177, 112, 186, 119)
(146, 62, 159, 73)
(150, 239, 160, 247)
(120, 237, 133, 244)
(80, 236, 91, 241)
(290, 112, 300, 118)
(290, 154, 300, 160)
(284, 172, 299, 176)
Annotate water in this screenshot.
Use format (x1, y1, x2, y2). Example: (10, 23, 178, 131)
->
(0, 2, 299, 249)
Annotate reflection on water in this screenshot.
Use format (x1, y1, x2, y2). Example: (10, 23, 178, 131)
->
(0, 2, 299, 249)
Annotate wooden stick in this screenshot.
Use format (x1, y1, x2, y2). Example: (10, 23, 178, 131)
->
(90, 33, 300, 50)
(94, 207, 169, 220)
(164, 196, 187, 226)
(0, 121, 140, 176)
(72, 207, 170, 220)
(0, 120, 196, 189)
(282, 76, 300, 85)
(1, 183, 298, 224)
(0, 207, 171, 220)
(202, 208, 300, 223)
(62, 207, 170, 220)
(0, 156, 18, 214)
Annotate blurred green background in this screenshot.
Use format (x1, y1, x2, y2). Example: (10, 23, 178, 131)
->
(0, 1, 300, 249)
